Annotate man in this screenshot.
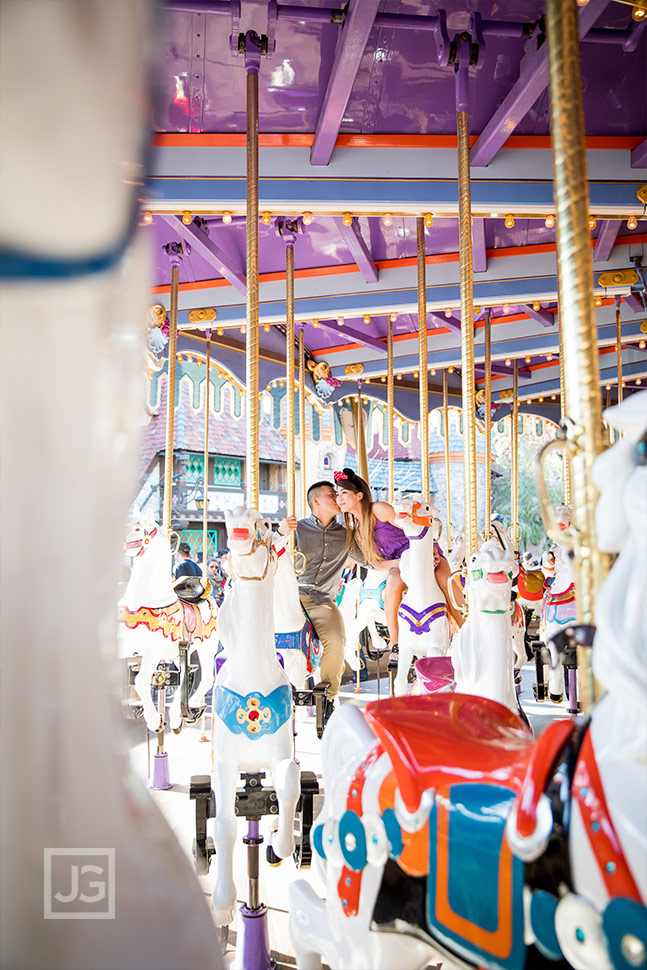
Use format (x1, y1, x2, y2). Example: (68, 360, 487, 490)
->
(279, 480, 362, 706)
(174, 541, 201, 578)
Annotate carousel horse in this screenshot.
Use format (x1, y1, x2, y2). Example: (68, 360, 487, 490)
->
(391, 495, 450, 697)
(211, 507, 300, 927)
(535, 505, 576, 703)
(272, 533, 321, 687)
(0, 3, 224, 966)
(344, 568, 390, 666)
(337, 571, 364, 673)
(288, 393, 647, 970)
(118, 507, 218, 733)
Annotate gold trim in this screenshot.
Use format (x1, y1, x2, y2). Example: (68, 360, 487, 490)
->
(188, 307, 217, 323)
(163, 264, 179, 537)
(597, 269, 639, 288)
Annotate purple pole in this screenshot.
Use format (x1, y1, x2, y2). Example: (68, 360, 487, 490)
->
(234, 818, 274, 970)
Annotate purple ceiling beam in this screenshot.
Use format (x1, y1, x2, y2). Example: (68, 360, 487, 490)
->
(470, 0, 609, 168)
(428, 312, 461, 334)
(520, 304, 555, 328)
(474, 362, 529, 379)
(631, 137, 647, 169)
(624, 293, 645, 313)
(336, 217, 379, 283)
(160, 215, 247, 295)
(310, 0, 381, 166)
(315, 319, 385, 353)
(472, 218, 487, 274)
(594, 220, 622, 262)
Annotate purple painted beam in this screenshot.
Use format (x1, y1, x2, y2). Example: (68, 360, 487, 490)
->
(428, 312, 461, 334)
(160, 215, 247, 294)
(520, 304, 555, 328)
(470, 0, 609, 168)
(624, 293, 646, 313)
(310, 0, 381, 166)
(336, 217, 379, 283)
(631, 137, 647, 169)
(594, 220, 622, 262)
(315, 318, 385, 353)
(472, 218, 487, 274)
(474, 362, 529, 379)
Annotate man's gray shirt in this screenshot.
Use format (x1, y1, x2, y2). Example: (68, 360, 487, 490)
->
(295, 515, 363, 604)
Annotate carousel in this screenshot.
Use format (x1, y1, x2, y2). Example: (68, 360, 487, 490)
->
(1, 1, 646, 969)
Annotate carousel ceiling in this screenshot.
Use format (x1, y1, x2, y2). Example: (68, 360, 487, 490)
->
(145, 0, 647, 421)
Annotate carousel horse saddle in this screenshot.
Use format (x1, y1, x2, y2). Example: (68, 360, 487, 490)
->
(173, 574, 209, 603)
(365, 694, 534, 814)
(414, 656, 455, 693)
(518, 565, 544, 602)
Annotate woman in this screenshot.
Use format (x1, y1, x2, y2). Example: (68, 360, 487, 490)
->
(334, 468, 463, 666)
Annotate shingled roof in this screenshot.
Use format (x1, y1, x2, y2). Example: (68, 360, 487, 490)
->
(139, 378, 289, 474)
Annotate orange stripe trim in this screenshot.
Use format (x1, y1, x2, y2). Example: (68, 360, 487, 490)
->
(153, 133, 644, 151)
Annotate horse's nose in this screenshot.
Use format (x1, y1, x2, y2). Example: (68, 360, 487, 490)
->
(231, 527, 251, 541)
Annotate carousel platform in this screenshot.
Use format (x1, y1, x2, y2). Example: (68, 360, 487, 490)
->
(125, 661, 570, 969)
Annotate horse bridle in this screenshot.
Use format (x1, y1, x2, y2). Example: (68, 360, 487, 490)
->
(125, 524, 157, 557)
(227, 529, 276, 583)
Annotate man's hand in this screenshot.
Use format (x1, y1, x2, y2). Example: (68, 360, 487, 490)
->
(278, 515, 298, 536)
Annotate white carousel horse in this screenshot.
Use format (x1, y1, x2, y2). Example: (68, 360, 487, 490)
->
(272, 533, 321, 687)
(118, 507, 218, 733)
(391, 495, 450, 696)
(211, 507, 300, 927)
(0, 3, 224, 967)
(538, 505, 576, 702)
(344, 568, 390, 666)
(337, 571, 364, 672)
(288, 394, 647, 970)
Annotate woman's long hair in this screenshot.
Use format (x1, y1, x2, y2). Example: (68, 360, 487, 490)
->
(334, 468, 383, 565)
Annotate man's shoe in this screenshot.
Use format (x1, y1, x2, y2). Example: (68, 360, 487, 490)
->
(387, 643, 399, 670)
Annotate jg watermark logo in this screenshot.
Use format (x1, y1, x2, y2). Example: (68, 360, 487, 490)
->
(44, 849, 115, 919)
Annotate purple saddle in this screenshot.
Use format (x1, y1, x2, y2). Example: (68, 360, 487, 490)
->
(413, 656, 455, 694)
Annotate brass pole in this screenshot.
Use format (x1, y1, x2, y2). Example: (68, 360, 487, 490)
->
(606, 384, 614, 445)
(285, 244, 296, 523)
(245, 54, 260, 508)
(298, 328, 307, 518)
(354, 384, 369, 483)
(387, 316, 395, 504)
(558, 306, 572, 505)
(443, 368, 452, 551)
(163, 263, 179, 537)
(511, 359, 519, 555)
(483, 311, 492, 539)
(417, 217, 430, 501)
(202, 334, 211, 573)
(547, 0, 606, 707)
(457, 109, 478, 560)
(615, 299, 623, 404)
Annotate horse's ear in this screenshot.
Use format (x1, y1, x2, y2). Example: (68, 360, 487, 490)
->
(143, 506, 157, 529)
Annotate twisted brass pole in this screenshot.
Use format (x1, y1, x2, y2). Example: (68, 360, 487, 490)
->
(285, 243, 295, 523)
(443, 368, 452, 551)
(615, 299, 623, 405)
(245, 51, 260, 508)
(511, 359, 519, 555)
(483, 311, 492, 539)
(558, 303, 572, 505)
(547, 0, 605, 707)
(202, 333, 210, 573)
(163, 263, 179, 537)
(355, 384, 369, 483)
(457, 109, 478, 560)
(387, 315, 395, 504)
(417, 216, 430, 501)
(298, 328, 307, 518)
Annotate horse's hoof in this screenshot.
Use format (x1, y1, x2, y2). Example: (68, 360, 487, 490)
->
(172, 723, 183, 735)
(549, 693, 564, 704)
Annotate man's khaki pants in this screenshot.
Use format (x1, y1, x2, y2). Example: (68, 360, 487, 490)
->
(299, 594, 346, 698)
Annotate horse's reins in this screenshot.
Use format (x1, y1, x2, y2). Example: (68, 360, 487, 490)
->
(227, 531, 275, 583)
(125, 524, 157, 557)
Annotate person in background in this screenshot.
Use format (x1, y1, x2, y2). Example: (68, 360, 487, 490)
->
(174, 541, 201, 578)
(206, 555, 226, 605)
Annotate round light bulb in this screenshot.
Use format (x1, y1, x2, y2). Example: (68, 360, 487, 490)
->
(503, 303, 510, 314)
(546, 353, 553, 361)
(445, 307, 453, 318)
(337, 317, 344, 327)
(389, 312, 397, 323)
(261, 211, 272, 225)
(216, 328, 223, 336)
(302, 211, 313, 226)
(636, 378, 642, 385)
(594, 296, 603, 307)
(588, 216, 597, 230)
(639, 339, 646, 349)
(627, 215, 638, 230)
(263, 324, 270, 332)
(532, 301, 541, 311)
(423, 212, 433, 227)
(182, 210, 192, 225)
(142, 211, 153, 225)
(632, 2, 646, 21)
(538, 397, 544, 403)
(342, 212, 353, 227)
(240, 325, 246, 334)
(474, 306, 481, 315)
(279, 380, 284, 387)
(448, 366, 454, 374)
(313, 319, 319, 328)
(551, 394, 557, 400)
(525, 355, 531, 363)
(544, 214, 555, 229)
(396, 374, 402, 380)
(363, 314, 370, 325)
(430, 368, 436, 376)
(222, 211, 232, 224)
(505, 358, 511, 366)
(504, 214, 515, 228)
(382, 212, 392, 227)
(606, 384, 611, 391)
(414, 370, 419, 378)
(380, 376, 386, 383)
